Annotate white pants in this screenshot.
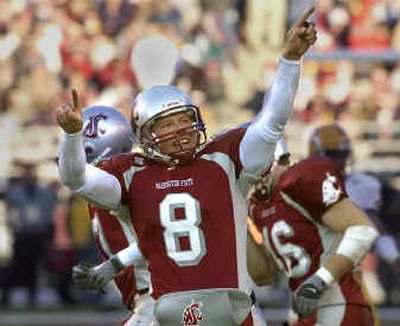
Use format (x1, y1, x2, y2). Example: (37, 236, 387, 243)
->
(124, 293, 155, 326)
(153, 288, 252, 326)
(252, 303, 268, 326)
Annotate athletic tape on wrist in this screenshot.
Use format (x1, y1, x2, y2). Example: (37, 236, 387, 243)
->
(110, 255, 125, 271)
(315, 267, 335, 286)
(336, 225, 379, 265)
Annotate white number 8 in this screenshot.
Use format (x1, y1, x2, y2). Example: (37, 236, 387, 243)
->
(159, 193, 206, 266)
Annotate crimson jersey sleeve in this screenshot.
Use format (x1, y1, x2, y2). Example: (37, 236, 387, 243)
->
(201, 127, 246, 178)
(280, 156, 348, 223)
(98, 154, 134, 206)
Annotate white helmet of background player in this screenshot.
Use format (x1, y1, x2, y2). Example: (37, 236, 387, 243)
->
(131, 85, 206, 163)
(82, 106, 133, 165)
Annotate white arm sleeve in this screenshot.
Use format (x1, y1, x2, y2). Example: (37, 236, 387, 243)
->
(240, 57, 300, 175)
(116, 242, 144, 267)
(58, 131, 121, 210)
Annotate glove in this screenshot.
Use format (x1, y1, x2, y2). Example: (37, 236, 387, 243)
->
(72, 255, 125, 293)
(292, 274, 327, 318)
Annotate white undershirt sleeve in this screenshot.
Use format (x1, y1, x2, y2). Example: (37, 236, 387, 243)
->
(58, 131, 121, 210)
(116, 242, 144, 267)
(240, 57, 301, 175)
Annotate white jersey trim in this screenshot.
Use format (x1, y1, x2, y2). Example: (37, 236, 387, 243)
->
(120, 167, 152, 292)
(201, 152, 250, 294)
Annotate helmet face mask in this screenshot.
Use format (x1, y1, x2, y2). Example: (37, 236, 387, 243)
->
(131, 86, 206, 163)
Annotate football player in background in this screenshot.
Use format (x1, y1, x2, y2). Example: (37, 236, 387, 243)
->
(71, 105, 154, 326)
(308, 124, 400, 307)
(248, 138, 379, 325)
(309, 124, 400, 271)
(57, 7, 317, 325)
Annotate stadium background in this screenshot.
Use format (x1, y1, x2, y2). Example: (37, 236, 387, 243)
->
(0, 0, 399, 325)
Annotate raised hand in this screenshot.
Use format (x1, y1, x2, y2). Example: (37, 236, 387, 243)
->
(56, 88, 83, 134)
(283, 7, 317, 61)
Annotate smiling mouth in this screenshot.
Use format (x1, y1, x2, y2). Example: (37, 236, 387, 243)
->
(172, 137, 191, 147)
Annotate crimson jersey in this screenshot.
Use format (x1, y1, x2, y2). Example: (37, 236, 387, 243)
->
(89, 205, 150, 308)
(250, 156, 369, 307)
(100, 128, 254, 299)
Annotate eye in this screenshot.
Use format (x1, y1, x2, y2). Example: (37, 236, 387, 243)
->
(160, 122, 173, 129)
(180, 117, 191, 124)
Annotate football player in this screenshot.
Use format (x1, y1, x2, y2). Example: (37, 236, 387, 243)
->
(248, 138, 379, 326)
(57, 7, 317, 325)
(309, 124, 400, 310)
(70, 106, 154, 326)
(309, 124, 400, 271)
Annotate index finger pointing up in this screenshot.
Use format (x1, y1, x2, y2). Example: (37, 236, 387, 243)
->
(296, 7, 316, 27)
(70, 88, 81, 111)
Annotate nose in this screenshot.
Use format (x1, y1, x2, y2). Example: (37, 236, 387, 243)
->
(177, 128, 187, 136)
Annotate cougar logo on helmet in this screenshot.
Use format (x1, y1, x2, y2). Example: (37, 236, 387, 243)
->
(182, 300, 204, 326)
(83, 114, 107, 139)
(82, 106, 133, 165)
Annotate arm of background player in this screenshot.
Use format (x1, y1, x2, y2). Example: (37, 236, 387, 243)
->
(292, 199, 379, 318)
(247, 221, 280, 285)
(58, 131, 121, 210)
(318, 199, 379, 285)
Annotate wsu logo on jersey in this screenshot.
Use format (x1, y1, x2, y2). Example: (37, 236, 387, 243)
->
(322, 173, 342, 206)
(83, 114, 107, 138)
(182, 300, 204, 325)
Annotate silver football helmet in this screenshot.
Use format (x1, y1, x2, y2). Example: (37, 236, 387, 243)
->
(131, 85, 206, 162)
(82, 105, 133, 165)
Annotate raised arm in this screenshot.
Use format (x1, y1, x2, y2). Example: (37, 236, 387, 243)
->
(240, 7, 317, 175)
(57, 89, 121, 210)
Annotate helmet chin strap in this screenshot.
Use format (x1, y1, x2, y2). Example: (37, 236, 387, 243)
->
(92, 147, 112, 166)
(131, 143, 181, 166)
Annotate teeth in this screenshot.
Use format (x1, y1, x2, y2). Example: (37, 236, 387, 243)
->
(181, 138, 189, 144)
(172, 138, 190, 147)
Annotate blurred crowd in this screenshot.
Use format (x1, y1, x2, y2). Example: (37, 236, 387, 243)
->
(0, 0, 399, 310)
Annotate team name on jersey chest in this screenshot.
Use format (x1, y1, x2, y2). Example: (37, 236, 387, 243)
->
(155, 177, 195, 190)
